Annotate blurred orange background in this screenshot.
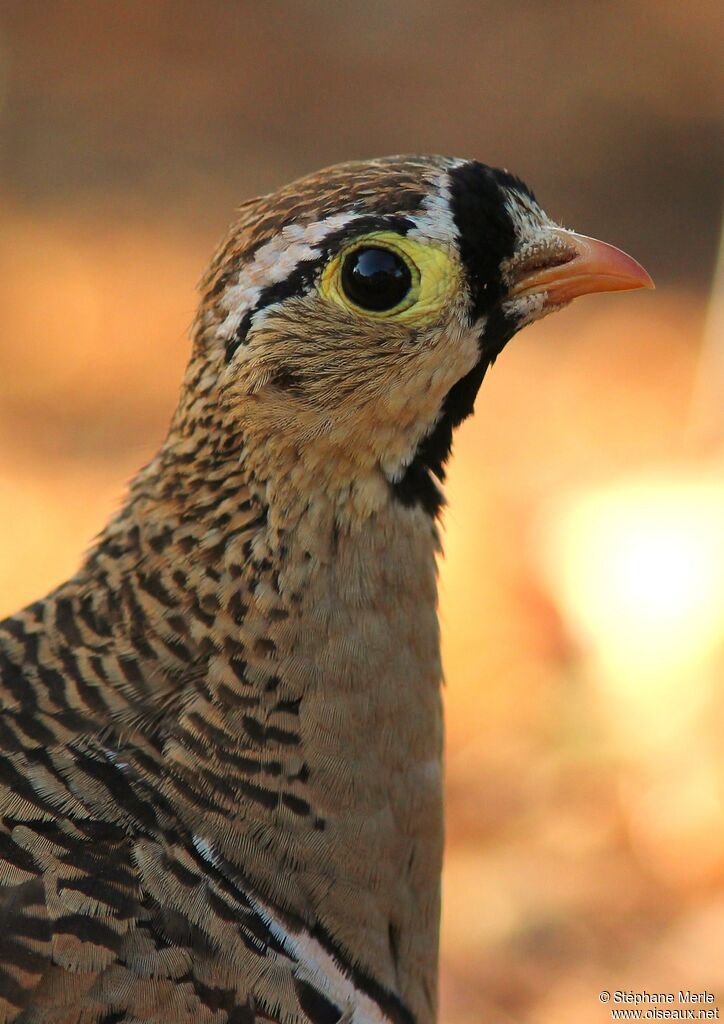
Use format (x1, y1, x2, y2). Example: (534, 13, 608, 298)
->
(1, 3, 723, 1021)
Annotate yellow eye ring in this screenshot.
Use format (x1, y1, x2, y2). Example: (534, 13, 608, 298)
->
(319, 230, 461, 325)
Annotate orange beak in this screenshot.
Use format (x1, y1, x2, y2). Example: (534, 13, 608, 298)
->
(508, 229, 654, 307)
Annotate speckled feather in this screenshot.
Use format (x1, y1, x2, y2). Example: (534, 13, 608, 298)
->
(0, 156, 558, 1024)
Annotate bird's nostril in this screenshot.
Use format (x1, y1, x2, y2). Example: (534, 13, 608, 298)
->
(523, 251, 575, 275)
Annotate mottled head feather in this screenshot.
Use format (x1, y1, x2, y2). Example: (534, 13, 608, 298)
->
(189, 157, 553, 517)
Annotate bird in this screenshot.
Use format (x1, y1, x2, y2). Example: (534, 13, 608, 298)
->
(0, 155, 651, 1024)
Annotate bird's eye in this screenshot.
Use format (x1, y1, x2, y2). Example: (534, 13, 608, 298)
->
(340, 246, 413, 312)
(318, 230, 459, 323)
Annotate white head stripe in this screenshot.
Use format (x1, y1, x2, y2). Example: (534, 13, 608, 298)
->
(217, 210, 361, 341)
(216, 174, 462, 348)
(406, 170, 459, 246)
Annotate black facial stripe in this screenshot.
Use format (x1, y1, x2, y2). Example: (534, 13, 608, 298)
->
(224, 214, 416, 363)
(391, 355, 492, 518)
(488, 168, 536, 205)
(224, 310, 253, 363)
(224, 256, 323, 363)
(448, 160, 520, 322)
(393, 161, 530, 517)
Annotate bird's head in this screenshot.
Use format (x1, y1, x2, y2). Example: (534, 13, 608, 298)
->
(190, 156, 652, 516)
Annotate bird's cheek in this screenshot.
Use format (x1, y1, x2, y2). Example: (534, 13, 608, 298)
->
(435, 318, 485, 381)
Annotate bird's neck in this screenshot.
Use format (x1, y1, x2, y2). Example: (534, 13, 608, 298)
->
(24, 419, 445, 1023)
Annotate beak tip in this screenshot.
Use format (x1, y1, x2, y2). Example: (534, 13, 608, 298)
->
(628, 257, 655, 293)
(628, 267, 655, 293)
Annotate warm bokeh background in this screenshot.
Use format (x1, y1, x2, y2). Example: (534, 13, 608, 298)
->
(1, 3, 723, 1021)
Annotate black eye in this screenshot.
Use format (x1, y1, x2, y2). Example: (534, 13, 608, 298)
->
(340, 246, 413, 312)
